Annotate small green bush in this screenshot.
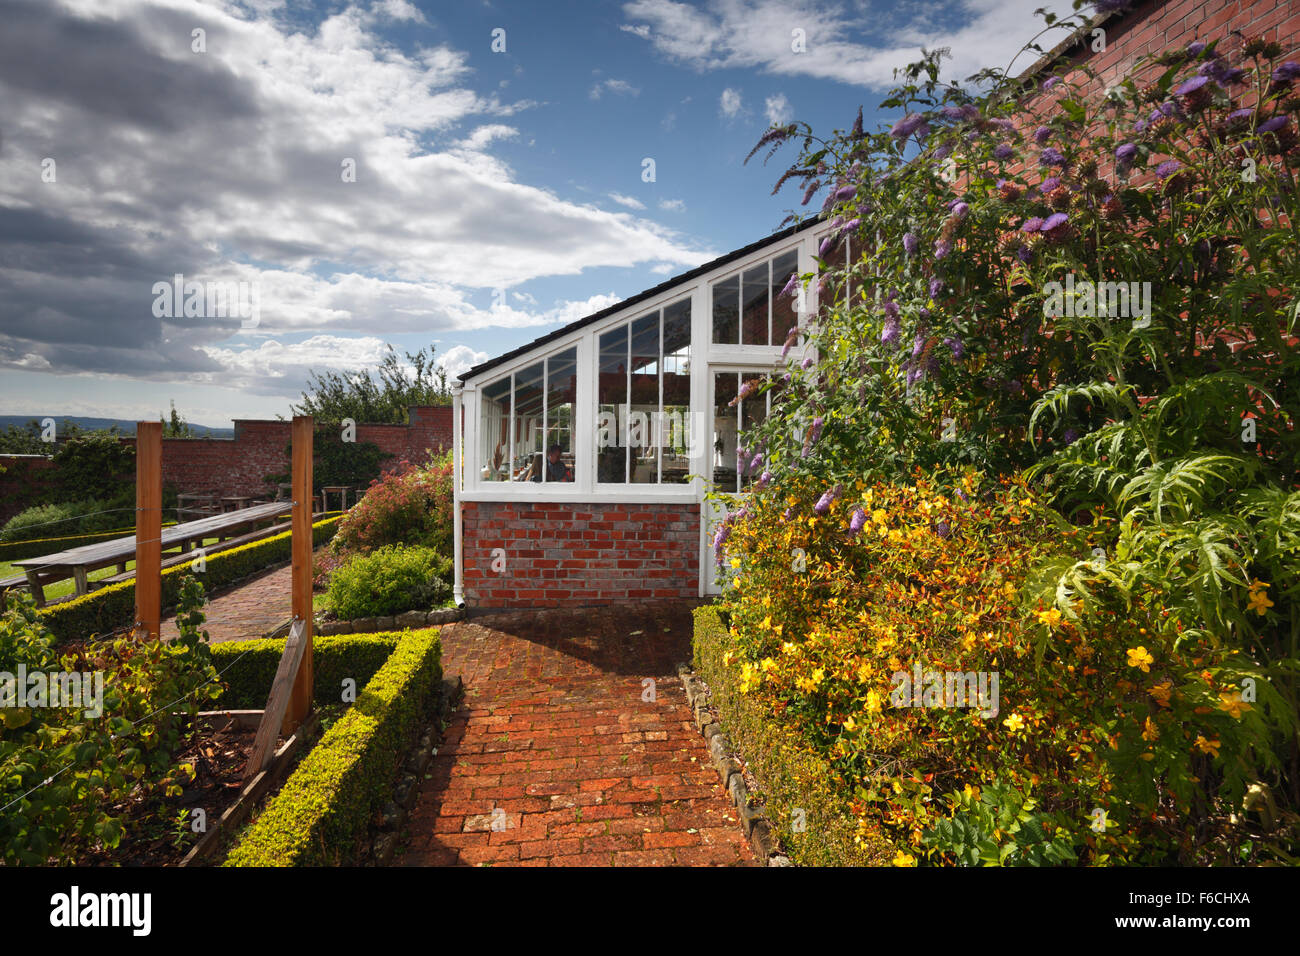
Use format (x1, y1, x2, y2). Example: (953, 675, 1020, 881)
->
(326, 545, 451, 620)
(222, 626, 442, 866)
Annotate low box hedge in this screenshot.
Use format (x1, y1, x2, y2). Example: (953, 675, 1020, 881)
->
(223, 626, 443, 866)
(37, 515, 341, 644)
(209, 632, 401, 710)
(692, 605, 892, 867)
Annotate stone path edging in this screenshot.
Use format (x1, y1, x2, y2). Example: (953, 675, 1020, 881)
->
(318, 606, 464, 636)
(369, 676, 464, 865)
(675, 662, 792, 867)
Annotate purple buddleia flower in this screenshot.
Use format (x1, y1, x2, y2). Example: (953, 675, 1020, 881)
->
(933, 144, 953, 161)
(814, 490, 835, 515)
(944, 335, 965, 359)
(1039, 147, 1066, 167)
(851, 106, 864, 138)
(951, 201, 969, 219)
(712, 522, 731, 565)
(736, 445, 748, 475)
(929, 278, 945, 299)
(780, 271, 799, 298)
(1034, 125, 1052, 144)
(993, 144, 1015, 161)
(849, 507, 867, 535)
(1133, 118, 1149, 134)
(801, 356, 814, 369)
(782, 506, 794, 521)
(1271, 62, 1300, 87)
(890, 113, 929, 140)
(935, 520, 951, 539)
(906, 364, 924, 387)
(912, 329, 927, 358)
(1186, 41, 1206, 56)
(1115, 142, 1137, 163)
(1042, 76, 1061, 92)
(881, 315, 901, 347)
(940, 105, 967, 120)
(955, 489, 968, 503)
(935, 240, 951, 260)
(809, 416, 824, 445)
(833, 183, 856, 202)
(1155, 159, 1182, 179)
(749, 452, 764, 472)
(903, 232, 920, 256)
(819, 236, 835, 258)
(755, 471, 772, 490)
(1259, 115, 1289, 134)
(781, 327, 799, 359)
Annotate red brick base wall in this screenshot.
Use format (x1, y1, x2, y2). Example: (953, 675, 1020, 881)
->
(462, 501, 701, 608)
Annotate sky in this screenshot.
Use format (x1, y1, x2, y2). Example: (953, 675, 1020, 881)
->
(0, 0, 1079, 428)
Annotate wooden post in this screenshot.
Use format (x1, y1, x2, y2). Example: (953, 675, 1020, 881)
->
(135, 421, 162, 639)
(285, 415, 314, 733)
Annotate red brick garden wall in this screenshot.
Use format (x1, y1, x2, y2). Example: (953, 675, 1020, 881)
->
(462, 501, 700, 608)
(0, 456, 55, 522)
(120, 405, 453, 499)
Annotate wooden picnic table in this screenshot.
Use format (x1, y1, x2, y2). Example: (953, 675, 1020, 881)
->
(14, 500, 294, 606)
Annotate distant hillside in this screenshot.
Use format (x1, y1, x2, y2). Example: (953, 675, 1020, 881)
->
(0, 415, 234, 439)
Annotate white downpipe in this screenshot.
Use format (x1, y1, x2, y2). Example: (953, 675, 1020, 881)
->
(452, 383, 465, 608)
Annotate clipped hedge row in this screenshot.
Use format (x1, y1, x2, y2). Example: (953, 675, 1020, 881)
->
(37, 516, 342, 644)
(223, 627, 443, 866)
(0, 523, 177, 562)
(209, 633, 401, 710)
(692, 605, 891, 867)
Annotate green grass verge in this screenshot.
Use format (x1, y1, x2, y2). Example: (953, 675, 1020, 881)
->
(222, 626, 443, 866)
(36, 516, 342, 644)
(692, 604, 894, 866)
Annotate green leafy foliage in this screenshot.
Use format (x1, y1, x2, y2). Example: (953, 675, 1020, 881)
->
(0, 579, 221, 865)
(326, 545, 451, 620)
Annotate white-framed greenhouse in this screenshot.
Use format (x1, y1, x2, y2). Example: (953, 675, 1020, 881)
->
(451, 215, 849, 605)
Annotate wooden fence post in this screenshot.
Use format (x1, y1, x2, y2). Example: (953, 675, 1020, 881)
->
(285, 415, 314, 733)
(135, 421, 162, 639)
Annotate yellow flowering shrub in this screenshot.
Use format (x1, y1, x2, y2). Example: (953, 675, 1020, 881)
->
(715, 472, 1289, 865)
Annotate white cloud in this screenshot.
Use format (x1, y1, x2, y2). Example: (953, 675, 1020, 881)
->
(719, 87, 744, 117)
(0, 0, 716, 391)
(438, 344, 491, 379)
(621, 0, 1079, 89)
(658, 198, 686, 212)
(589, 78, 641, 100)
(609, 192, 647, 210)
(765, 92, 793, 125)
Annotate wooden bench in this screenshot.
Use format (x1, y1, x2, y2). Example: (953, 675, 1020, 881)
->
(94, 520, 294, 588)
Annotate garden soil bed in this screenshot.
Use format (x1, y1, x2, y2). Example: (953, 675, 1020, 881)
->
(77, 717, 297, 866)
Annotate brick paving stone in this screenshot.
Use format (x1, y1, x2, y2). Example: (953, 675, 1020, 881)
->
(395, 602, 756, 867)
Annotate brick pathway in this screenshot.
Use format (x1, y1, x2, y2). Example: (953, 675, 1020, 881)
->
(396, 602, 756, 867)
(159, 562, 293, 644)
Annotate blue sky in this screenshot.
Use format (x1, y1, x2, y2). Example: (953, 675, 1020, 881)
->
(0, 0, 1079, 427)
